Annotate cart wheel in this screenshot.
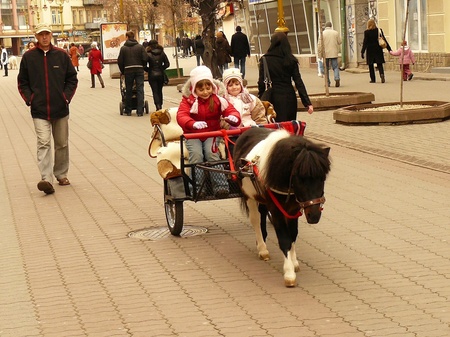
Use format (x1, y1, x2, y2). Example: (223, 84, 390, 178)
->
(145, 101, 149, 114)
(164, 180, 184, 235)
(119, 101, 124, 115)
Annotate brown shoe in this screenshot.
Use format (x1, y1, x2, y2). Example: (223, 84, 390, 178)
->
(37, 180, 55, 194)
(335, 80, 340, 87)
(57, 177, 71, 186)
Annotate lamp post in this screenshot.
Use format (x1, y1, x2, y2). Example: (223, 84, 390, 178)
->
(274, 0, 289, 33)
(47, 0, 68, 40)
(29, 0, 48, 24)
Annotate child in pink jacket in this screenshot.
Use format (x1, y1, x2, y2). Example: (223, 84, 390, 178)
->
(390, 40, 415, 81)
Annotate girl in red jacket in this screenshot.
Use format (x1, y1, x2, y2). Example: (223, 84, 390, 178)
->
(177, 65, 241, 198)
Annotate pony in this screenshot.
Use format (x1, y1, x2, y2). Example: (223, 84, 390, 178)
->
(233, 127, 331, 287)
(8, 55, 18, 70)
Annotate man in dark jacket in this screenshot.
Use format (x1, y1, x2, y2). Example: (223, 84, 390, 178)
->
(230, 26, 251, 79)
(117, 31, 148, 116)
(17, 23, 78, 194)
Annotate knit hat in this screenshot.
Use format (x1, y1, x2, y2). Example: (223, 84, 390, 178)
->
(222, 68, 253, 104)
(189, 65, 217, 96)
(222, 68, 243, 88)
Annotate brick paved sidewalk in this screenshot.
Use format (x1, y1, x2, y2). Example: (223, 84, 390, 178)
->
(0, 58, 449, 337)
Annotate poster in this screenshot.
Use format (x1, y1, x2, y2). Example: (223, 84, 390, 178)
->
(100, 23, 128, 64)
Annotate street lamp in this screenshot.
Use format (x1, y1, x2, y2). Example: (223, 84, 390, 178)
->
(47, 0, 69, 39)
(274, 0, 289, 33)
(29, 0, 48, 24)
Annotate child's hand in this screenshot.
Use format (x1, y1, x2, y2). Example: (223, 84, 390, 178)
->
(193, 121, 208, 129)
(225, 115, 239, 124)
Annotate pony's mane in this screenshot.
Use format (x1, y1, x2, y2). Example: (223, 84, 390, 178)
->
(264, 136, 331, 189)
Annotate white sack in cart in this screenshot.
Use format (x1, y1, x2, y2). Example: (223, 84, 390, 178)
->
(148, 108, 189, 179)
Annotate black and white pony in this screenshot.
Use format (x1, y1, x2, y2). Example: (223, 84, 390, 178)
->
(234, 127, 331, 287)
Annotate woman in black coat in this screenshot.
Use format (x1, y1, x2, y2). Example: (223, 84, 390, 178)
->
(361, 18, 391, 83)
(257, 32, 313, 122)
(145, 40, 170, 110)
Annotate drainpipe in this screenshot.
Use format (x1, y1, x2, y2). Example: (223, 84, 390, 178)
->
(340, 0, 346, 70)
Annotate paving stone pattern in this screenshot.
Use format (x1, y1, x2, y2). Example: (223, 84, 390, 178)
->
(0, 56, 449, 337)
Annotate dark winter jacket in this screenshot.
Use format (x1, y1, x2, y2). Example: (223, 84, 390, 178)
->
(231, 31, 250, 58)
(215, 36, 232, 66)
(145, 45, 170, 80)
(194, 38, 205, 56)
(361, 28, 386, 65)
(18, 44, 78, 120)
(117, 39, 148, 74)
(258, 54, 311, 122)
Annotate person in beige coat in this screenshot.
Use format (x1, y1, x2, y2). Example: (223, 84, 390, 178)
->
(318, 22, 342, 87)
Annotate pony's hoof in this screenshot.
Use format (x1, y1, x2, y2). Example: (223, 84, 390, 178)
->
(284, 278, 297, 287)
(294, 264, 300, 272)
(259, 252, 270, 261)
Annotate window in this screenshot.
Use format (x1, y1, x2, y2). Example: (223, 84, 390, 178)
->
(396, 0, 427, 51)
(1, 0, 13, 29)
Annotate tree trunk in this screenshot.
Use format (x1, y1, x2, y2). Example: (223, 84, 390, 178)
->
(199, 0, 221, 78)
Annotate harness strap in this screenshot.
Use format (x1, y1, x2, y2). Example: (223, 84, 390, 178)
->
(221, 129, 237, 181)
(267, 188, 303, 219)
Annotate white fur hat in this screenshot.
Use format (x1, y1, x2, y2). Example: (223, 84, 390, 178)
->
(189, 65, 217, 96)
(222, 68, 243, 88)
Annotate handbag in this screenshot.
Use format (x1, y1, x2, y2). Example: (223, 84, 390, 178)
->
(260, 57, 273, 102)
(378, 29, 387, 49)
(87, 60, 92, 69)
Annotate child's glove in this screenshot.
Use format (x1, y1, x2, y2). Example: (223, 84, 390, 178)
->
(193, 121, 208, 129)
(225, 115, 239, 124)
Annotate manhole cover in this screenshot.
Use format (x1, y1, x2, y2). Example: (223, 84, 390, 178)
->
(128, 226, 208, 241)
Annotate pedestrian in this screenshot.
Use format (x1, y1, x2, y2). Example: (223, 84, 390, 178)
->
(69, 43, 80, 71)
(230, 26, 251, 79)
(193, 35, 205, 66)
(145, 39, 170, 110)
(78, 44, 84, 59)
(1, 45, 9, 76)
(361, 18, 391, 83)
(215, 31, 231, 77)
(88, 42, 105, 88)
(257, 32, 313, 121)
(221, 68, 267, 129)
(117, 30, 149, 116)
(176, 65, 241, 198)
(27, 41, 36, 50)
(318, 21, 342, 87)
(389, 40, 415, 81)
(142, 38, 149, 48)
(17, 23, 78, 195)
(182, 35, 191, 57)
(176, 36, 182, 53)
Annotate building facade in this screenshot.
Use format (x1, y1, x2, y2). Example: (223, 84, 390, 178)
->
(0, 0, 106, 55)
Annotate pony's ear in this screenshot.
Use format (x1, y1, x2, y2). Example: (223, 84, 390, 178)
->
(322, 147, 331, 156)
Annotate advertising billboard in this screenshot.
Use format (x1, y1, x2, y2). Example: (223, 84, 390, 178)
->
(100, 23, 128, 64)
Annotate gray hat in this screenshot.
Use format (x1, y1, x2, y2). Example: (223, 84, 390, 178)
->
(35, 23, 52, 34)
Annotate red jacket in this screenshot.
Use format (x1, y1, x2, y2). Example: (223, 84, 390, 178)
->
(89, 48, 103, 74)
(177, 93, 240, 140)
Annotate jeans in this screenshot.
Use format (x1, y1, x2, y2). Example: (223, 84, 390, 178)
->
(33, 115, 69, 183)
(196, 54, 202, 66)
(325, 58, 340, 84)
(234, 56, 247, 78)
(186, 137, 229, 193)
(125, 71, 145, 115)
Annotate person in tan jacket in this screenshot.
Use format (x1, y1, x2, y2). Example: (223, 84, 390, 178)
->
(318, 22, 342, 87)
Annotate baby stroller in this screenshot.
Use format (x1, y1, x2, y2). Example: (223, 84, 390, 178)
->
(119, 75, 149, 116)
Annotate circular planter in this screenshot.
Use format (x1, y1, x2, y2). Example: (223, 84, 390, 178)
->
(247, 86, 375, 110)
(333, 100, 450, 125)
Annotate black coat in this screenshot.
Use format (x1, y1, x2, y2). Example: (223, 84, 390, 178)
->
(361, 28, 386, 65)
(215, 36, 231, 66)
(231, 31, 250, 58)
(258, 54, 311, 122)
(194, 38, 205, 56)
(145, 46, 170, 80)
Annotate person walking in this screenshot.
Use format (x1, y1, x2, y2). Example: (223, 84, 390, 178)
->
(17, 23, 78, 195)
(145, 40, 170, 110)
(117, 30, 148, 116)
(389, 40, 415, 81)
(1, 45, 9, 77)
(257, 32, 313, 122)
(78, 44, 84, 59)
(88, 42, 105, 88)
(230, 26, 251, 79)
(361, 18, 391, 83)
(215, 31, 231, 77)
(318, 22, 342, 87)
(193, 35, 205, 66)
(69, 43, 80, 71)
